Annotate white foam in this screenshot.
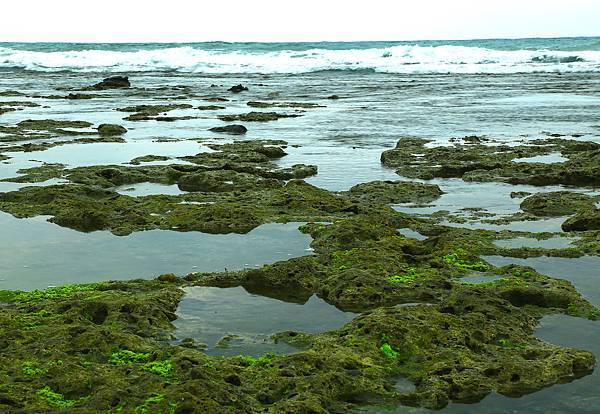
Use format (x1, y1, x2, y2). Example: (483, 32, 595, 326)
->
(1, 45, 599, 73)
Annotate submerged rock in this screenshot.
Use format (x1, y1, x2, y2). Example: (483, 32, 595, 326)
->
(209, 124, 247, 135)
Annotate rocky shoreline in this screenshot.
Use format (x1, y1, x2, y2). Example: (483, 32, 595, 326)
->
(0, 76, 599, 413)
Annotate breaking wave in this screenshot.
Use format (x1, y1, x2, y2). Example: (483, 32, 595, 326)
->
(1, 44, 599, 74)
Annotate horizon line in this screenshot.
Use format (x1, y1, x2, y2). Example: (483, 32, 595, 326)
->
(1, 35, 599, 45)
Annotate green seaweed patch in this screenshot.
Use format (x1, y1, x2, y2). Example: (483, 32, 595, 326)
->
(379, 334, 400, 359)
(109, 350, 151, 365)
(443, 249, 489, 271)
(37, 386, 83, 408)
(387, 267, 427, 284)
(142, 360, 172, 377)
(239, 353, 277, 367)
(498, 338, 526, 349)
(22, 361, 45, 377)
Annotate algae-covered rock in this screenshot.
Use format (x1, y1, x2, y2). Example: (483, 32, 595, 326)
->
(117, 103, 194, 121)
(562, 208, 600, 232)
(197, 105, 226, 110)
(381, 137, 600, 186)
(97, 124, 127, 136)
(520, 191, 597, 217)
(347, 180, 443, 205)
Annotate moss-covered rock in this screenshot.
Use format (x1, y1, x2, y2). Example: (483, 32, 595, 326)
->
(97, 124, 127, 136)
(381, 137, 600, 186)
(562, 208, 600, 232)
(520, 191, 598, 217)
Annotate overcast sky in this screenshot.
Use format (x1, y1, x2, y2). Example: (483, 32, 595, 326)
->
(1, 0, 598, 43)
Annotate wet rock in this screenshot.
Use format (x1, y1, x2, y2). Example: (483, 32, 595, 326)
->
(247, 101, 325, 109)
(510, 191, 531, 199)
(228, 84, 248, 93)
(197, 105, 225, 110)
(97, 124, 127, 136)
(562, 208, 600, 232)
(88, 76, 131, 90)
(347, 181, 443, 205)
(118, 104, 194, 121)
(66, 93, 96, 99)
(209, 124, 247, 135)
(217, 112, 301, 122)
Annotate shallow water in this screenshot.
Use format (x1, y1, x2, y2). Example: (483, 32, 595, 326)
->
(173, 286, 357, 356)
(397, 228, 428, 241)
(493, 236, 579, 249)
(0, 214, 312, 290)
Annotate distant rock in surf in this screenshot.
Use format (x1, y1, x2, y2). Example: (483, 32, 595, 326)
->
(209, 124, 247, 135)
(228, 84, 248, 93)
(88, 76, 131, 90)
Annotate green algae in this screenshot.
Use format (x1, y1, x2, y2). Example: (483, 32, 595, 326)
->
(142, 360, 172, 378)
(37, 386, 79, 408)
(109, 350, 151, 365)
(443, 249, 490, 271)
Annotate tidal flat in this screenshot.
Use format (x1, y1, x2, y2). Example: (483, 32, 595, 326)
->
(0, 69, 599, 414)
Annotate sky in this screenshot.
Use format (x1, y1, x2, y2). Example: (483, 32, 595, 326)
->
(1, 0, 598, 43)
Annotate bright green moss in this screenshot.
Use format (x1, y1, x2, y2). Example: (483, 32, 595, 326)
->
(240, 352, 276, 366)
(443, 249, 489, 271)
(22, 361, 44, 377)
(387, 267, 426, 284)
(109, 350, 151, 365)
(37, 386, 77, 408)
(142, 360, 172, 377)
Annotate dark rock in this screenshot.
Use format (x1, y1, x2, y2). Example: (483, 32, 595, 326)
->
(88, 76, 130, 90)
(209, 124, 247, 135)
(228, 84, 249, 93)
